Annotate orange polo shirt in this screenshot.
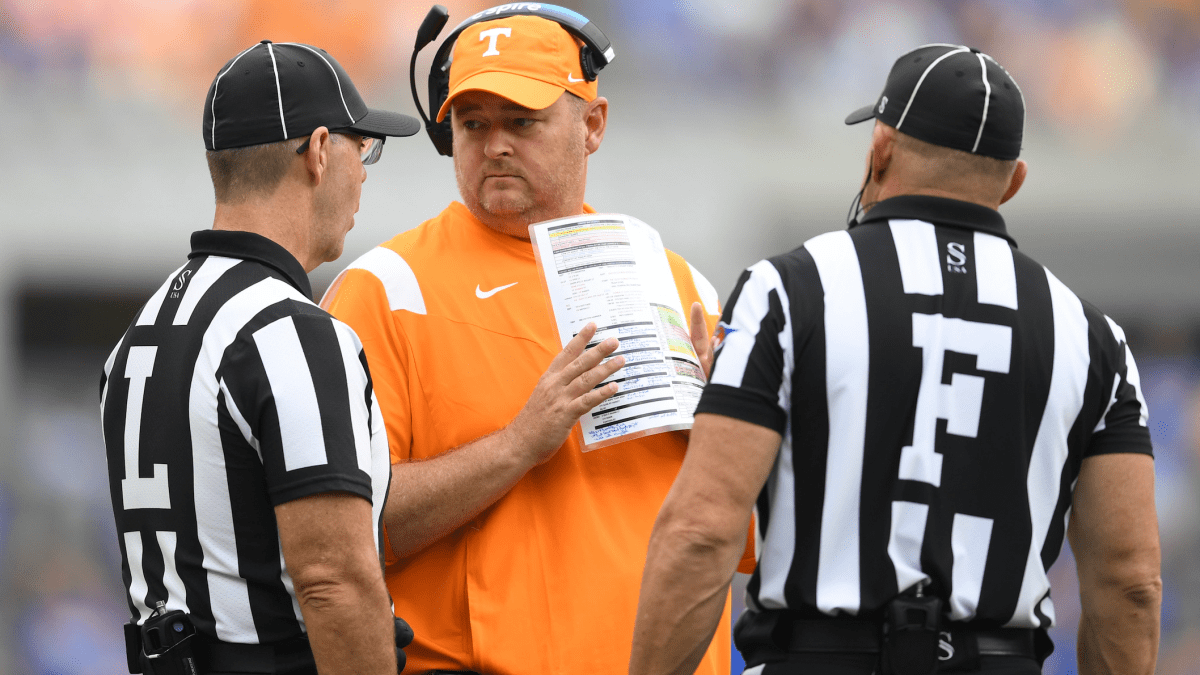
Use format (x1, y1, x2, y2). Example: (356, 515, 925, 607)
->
(323, 202, 753, 675)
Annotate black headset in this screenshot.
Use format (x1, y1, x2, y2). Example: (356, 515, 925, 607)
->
(409, 3, 616, 157)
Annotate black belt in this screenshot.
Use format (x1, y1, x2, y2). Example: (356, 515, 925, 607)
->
(192, 634, 315, 674)
(786, 619, 1036, 658)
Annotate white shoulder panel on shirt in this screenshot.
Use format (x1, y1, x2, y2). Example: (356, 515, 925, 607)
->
(687, 262, 720, 315)
(330, 247, 426, 315)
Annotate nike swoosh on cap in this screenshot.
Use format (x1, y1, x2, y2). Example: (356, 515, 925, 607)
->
(476, 282, 518, 299)
(567, 73, 584, 83)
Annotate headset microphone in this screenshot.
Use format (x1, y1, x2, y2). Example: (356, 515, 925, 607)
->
(414, 5, 450, 55)
(409, 5, 451, 154)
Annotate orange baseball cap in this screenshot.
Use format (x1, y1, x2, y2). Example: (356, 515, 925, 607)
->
(435, 15, 599, 123)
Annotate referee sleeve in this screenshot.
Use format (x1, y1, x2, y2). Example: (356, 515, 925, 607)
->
(695, 259, 793, 434)
(1087, 315, 1153, 458)
(221, 310, 375, 506)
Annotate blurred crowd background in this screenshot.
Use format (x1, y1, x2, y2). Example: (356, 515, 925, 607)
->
(1, 0, 1198, 673)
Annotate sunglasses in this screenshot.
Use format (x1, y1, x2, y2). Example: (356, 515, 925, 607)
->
(295, 130, 385, 165)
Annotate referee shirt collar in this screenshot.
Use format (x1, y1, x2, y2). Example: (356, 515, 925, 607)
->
(190, 230, 313, 300)
(854, 195, 1016, 247)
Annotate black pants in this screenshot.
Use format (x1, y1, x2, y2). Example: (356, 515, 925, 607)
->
(743, 653, 1041, 674)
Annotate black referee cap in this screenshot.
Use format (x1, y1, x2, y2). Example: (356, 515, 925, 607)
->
(845, 44, 1024, 160)
(203, 40, 421, 151)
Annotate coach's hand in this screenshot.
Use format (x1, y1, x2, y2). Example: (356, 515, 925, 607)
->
(690, 302, 715, 380)
(507, 322, 625, 465)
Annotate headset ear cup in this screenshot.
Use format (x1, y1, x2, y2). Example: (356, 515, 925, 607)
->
(426, 37, 453, 155)
(428, 120, 453, 156)
(580, 45, 598, 81)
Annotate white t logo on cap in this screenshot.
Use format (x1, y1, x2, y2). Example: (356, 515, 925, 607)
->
(479, 27, 512, 57)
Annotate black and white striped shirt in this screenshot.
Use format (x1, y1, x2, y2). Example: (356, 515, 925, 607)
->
(698, 195, 1151, 630)
(100, 230, 391, 644)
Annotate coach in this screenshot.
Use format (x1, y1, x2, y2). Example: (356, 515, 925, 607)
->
(101, 41, 419, 674)
(321, 4, 752, 674)
(630, 45, 1161, 675)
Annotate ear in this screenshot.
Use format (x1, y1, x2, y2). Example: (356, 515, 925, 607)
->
(583, 96, 608, 155)
(302, 126, 332, 187)
(999, 159, 1027, 205)
(870, 122, 896, 182)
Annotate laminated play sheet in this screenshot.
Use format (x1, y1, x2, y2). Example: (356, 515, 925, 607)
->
(530, 213, 706, 450)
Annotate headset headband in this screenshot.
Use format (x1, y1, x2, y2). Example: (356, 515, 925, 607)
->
(408, 3, 615, 157)
(439, 4, 615, 76)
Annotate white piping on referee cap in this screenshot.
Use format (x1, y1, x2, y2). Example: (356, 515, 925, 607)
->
(210, 43, 261, 150)
(982, 52, 1026, 127)
(972, 52, 991, 154)
(266, 42, 288, 139)
(281, 43, 355, 125)
(895, 45, 970, 132)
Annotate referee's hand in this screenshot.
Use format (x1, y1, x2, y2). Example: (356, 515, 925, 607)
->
(507, 322, 625, 465)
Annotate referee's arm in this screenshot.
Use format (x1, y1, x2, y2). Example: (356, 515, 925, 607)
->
(277, 492, 396, 674)
(1069, 323, 1161, 675)
(630, 412, 780, 675)
(1069, 452, 1161, 675)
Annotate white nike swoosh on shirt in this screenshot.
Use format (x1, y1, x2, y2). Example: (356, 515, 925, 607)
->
(567, 73, 584, 83)
(476, 282, 518, 299)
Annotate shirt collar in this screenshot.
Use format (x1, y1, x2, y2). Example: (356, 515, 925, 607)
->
(853, 195, 1016, 247)
(189, 230, 312, 300)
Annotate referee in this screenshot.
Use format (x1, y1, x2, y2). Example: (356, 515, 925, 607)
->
(100, 42, 419, 675)
(630, 45, 1160, 675)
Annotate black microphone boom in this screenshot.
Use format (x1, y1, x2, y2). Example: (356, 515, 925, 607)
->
(410, 5, 449, 125)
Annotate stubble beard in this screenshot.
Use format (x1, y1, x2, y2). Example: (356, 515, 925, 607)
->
(456, 133, 586, 238)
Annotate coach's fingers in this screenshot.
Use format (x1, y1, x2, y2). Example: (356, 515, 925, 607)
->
(561, 336, 619, 385)
(570, 353, 625, 398)
(576, 380, 621, 414)
(548, 323, 598, 375)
